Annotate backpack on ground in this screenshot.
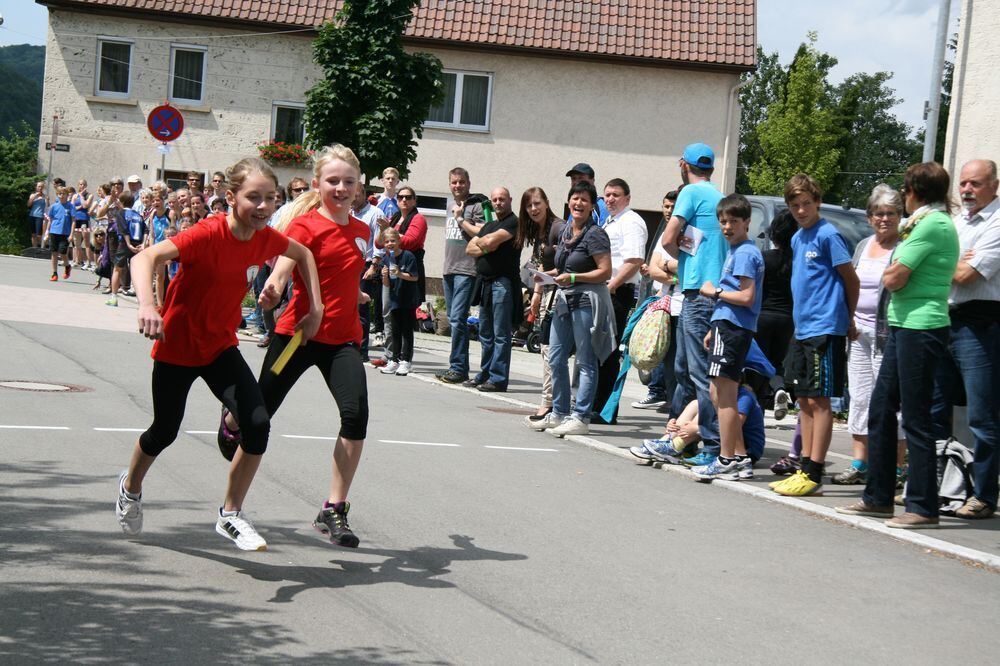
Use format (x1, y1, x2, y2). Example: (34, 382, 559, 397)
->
(936, 438, 974, 515)
(628, 295, 671, 372)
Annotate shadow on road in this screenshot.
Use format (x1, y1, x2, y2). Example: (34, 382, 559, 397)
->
(150, 530, 528, 604)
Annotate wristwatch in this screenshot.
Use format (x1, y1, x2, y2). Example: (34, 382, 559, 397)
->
(714, 287, 723, 300)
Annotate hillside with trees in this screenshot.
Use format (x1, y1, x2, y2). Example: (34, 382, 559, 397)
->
(0, 44, 45, 137)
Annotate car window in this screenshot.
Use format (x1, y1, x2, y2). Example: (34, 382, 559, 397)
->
(821, 209, 872, 251)
(750, 204, 768, 250)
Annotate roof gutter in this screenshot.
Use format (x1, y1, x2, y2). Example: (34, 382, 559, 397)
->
(722, 74, 753, 193)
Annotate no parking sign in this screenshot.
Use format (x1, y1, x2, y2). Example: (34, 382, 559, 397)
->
(147, 104, 184, 142)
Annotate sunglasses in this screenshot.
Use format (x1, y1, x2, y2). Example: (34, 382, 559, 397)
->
(291, 186, 308, 193)
(398, 194, 415, 200)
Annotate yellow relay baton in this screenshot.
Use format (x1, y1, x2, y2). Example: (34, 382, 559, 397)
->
(269, 329, 303, 375)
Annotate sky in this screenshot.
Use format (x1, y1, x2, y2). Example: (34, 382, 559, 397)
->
(0, 0, 961, 134)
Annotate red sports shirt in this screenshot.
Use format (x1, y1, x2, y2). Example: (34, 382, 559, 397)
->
(276, 209, 368, 346)
(153, 213, 289, 366)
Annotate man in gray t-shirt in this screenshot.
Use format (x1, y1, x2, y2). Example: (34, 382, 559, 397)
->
(437, 167, 487, 383)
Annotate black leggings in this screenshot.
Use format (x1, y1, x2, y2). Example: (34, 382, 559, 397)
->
(140, 347, 270, 457)
(389, 308, 415, 362)
(258, 334, 369, 440)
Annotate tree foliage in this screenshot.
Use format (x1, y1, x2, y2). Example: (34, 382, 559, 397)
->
(0, 45, 45, 137)
(740, 33, 929, 208)
(0, 122, 41, 246)
(304, 0, 443, 183)
(748, 40, 841, 196)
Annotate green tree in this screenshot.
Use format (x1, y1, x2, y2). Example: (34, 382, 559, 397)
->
(826, 72, 921, 207)
(736, 48, 788, 194)
(748, 39, 841, 195)
(0, 122, 41, 248)
(303, 0, 443, 183)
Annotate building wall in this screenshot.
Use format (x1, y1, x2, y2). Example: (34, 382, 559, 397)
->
(943, 0, 1000, 179)
(39, 8, 741, 281)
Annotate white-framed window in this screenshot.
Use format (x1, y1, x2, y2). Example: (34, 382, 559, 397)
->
(169, 44, 207, 104)
(425, 70, 492, 131)
(96, 37, 133, 97)
(271, 102, 306, 144)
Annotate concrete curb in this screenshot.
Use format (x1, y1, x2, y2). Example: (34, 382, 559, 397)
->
(407, 366, 1000, 572)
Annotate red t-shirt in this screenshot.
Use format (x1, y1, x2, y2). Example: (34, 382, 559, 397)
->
(276, 209, 368, 346)
(152, 213, 289, 366)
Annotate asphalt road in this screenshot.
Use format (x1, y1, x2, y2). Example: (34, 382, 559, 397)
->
(1, 255, 998, 664)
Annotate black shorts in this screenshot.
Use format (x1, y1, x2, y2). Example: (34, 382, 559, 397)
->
(785, 334, 846, 398)
(707, 320, 754, 382)
(73, 219, 89, 229)
(49, 233, 69, 254)
(114, 247, 132, 269)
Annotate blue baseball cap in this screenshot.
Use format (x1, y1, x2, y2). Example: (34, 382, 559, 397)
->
(682, 143, 715, 169)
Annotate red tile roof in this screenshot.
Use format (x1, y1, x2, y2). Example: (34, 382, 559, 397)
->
(41, 0, 756, 70)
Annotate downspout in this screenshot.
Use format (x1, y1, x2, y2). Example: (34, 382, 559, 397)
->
(722, 75, 753, 194)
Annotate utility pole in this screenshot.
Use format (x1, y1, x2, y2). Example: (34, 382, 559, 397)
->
(45, 108, 65, 201)
(922, 0, 951, 162)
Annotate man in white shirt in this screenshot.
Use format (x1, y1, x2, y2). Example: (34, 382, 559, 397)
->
(593, 177, 648, 423)
(932, 159, 1000, 519)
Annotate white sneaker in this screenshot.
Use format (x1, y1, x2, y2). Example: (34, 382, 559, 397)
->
(549, 416, 589, 438)
(115, 470, 143, 535)
(380, 361, 399, 374)
(396, 361, 411, 376)
(773, 389, 790, 420)
(216, 509, 267, 551)
(526, 412, 562, 431)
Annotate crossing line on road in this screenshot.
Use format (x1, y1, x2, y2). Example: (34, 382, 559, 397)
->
(379, 439, 461, 448)
(0, 425, 70, 430)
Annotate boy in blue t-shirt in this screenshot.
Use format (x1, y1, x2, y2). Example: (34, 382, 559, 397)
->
(45, 187, 74, 281)
(773, 174, 859, 497)
(690, 194, 765, 480)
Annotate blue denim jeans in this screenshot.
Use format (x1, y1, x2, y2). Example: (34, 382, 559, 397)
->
(443, 273, 475, 377)
(931, 319, 1000, 508)
(864, 326, 949, 516)
(475, 276, 513, 386)
(549, 304, 597, 421)
(675, 293, 719, 454)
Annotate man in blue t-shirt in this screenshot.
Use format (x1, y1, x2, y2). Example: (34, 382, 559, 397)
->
(773, 174, 859, 498)
(689, 194, 765, 480)
(45, 187, 74, 281)
(658, 142, 727, 462)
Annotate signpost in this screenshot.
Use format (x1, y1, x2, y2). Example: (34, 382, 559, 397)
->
(147, 104, 184, 182)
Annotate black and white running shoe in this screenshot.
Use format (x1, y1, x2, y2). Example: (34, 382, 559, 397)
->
(313, 501, 360, 548)
(216, 509, 267, 551)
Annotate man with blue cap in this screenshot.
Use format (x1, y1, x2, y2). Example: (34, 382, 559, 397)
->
(656, 143, 729, 467)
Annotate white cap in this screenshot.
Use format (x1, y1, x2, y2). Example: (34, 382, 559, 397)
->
(126, 174, 141, 184)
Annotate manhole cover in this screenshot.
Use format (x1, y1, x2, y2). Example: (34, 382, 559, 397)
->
(0, 380, 90, 393)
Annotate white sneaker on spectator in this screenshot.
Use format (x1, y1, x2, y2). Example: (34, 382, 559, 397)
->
(526, 412, 561, 431)
(396, 361, 411, 376)
(549, 416, 589, 438)
(380, 361, 399, 374)
(773, 389, 791, 420)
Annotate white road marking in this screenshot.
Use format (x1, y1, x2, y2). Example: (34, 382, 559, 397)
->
(378, 439, 461, 448)
(93, 427, 145, 432)
(0, 425, 70, 430)
(282, 434, 338, 441)
(485, 445, 558, 452)
(185, 430, 216, 435)
(765, 437, 852, 461)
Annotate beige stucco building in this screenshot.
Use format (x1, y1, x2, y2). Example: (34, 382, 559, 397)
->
(943, 0, 1000, 179)
(37, 0, 755, 280)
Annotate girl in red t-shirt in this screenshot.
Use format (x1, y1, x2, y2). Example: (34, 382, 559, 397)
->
(115, 157, 322, 552)
(220, 144, 372, 548)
